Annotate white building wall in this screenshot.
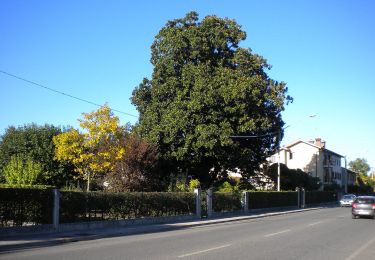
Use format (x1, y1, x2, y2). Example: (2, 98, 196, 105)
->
(286, 143, 319, 172)
(267, 140, 344, 189)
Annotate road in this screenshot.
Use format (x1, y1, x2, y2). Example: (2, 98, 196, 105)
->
(1, 207, 375, 260)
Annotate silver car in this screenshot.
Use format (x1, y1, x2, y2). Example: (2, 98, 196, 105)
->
(340, 194, 356, 207)
(352, 196, 375, 219)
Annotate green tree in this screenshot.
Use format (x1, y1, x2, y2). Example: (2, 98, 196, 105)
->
(216, 181, 239, 193)
(349, 158, 370, 176)
(0, 124, 75, 186)
(188, 179, 201, 192)
(349, 158, 374, 191)
(265, 163, 321, 191)
(132, 12, 291, 187)
(4, 154, 42, 185)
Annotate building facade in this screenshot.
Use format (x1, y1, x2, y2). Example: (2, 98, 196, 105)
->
(268, 138, 351, 189)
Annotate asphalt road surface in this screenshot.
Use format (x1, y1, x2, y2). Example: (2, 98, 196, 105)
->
(2, 207, 375, 260)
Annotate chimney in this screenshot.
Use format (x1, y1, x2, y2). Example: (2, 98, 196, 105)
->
(315, 138, 321, 147)
(315, 138, 325, 148)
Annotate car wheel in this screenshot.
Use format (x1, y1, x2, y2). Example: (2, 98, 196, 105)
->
(352, 214, 356, 219)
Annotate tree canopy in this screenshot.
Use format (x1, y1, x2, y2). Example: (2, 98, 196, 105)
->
(53, 105, 126, 191)
(349, 158, 370, 176)
(132, 12, 291, 187)
(0, 124, 75, 187)
(265, 163, 321, 191)
(105, 134, 167, 192)
(3, 154, 42, 185)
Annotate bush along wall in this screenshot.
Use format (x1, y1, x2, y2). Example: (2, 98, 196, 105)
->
(0, 187, 54, 227)
(247, 191, 298, 209)
(212, 192, 243, 213)
(305, 191, 338, 205)
(0, 188, 339, 228)
(59, 191, 196, 223)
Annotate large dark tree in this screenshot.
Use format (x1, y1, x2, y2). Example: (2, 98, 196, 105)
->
(132, 12, 291, 187)
(265, 163, 321, 191)
(0, 124, 75, 187)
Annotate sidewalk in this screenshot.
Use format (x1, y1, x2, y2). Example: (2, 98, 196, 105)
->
(0, 206, 330, 253)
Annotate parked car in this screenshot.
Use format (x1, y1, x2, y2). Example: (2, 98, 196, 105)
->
(340, 194, 356, 207)
(352, 196, 375, 219)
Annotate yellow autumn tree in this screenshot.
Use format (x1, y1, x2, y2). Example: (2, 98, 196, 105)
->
(53, 104, 125, 191)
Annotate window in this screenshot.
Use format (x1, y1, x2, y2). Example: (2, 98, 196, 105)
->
(355, 198, 375, 204)
(289, 152, 293, 160)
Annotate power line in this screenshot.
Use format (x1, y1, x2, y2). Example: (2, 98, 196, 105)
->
(230, 115, 317, 139)
(230, 129, 284, 139)
(0, 69, 138, 118)
(230, 132, 278, 139)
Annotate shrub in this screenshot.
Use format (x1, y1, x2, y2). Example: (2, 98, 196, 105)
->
(323, 183, 341, 191)
(3, 154, 42, 185)
(248, 191, 298, 209)
(0, 184, 54, 189)
(59, 191, 195, 223)
(305, 191, 337, 204)
(216, 181, 240, 193)
(0, 187, 53, 227)
(212, 192, 242, 212)
(188, 179, 200, 192)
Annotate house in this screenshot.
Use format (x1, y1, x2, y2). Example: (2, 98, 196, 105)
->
(268, 138, 350, 190)
(346, 169, 357, 186)
(226, 168, 274, 190)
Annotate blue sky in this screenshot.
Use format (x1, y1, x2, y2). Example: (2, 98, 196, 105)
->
(1, 0, 375, 171)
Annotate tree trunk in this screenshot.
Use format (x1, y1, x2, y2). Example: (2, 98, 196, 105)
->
(87, 172, 90, 192)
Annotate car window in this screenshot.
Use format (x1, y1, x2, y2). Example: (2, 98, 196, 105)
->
(355, 198, 375, 204)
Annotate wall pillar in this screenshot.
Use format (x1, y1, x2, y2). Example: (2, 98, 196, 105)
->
(301, 188, 305, 208)
(206, 188, 213, 217)
(194, 188, 201, 218)
(53, 189, 60, 230)
(243, 191, 249, 213)
(296, 187, 300, 208)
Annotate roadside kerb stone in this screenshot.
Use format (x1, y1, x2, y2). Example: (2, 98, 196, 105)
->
(0, 215, 198, 238)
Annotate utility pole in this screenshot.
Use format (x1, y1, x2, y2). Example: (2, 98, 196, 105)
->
(344, 156, 347, 194)
(277, 131, 281, 191)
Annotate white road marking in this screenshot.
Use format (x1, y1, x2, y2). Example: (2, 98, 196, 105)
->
(345, 235, 375, 260)
(177, 244, 232, 258)
(308, 221, 323, 226)
(264, 229, 291, 237)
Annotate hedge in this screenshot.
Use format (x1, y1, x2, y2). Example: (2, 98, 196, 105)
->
(305, 191, 337, 204)
(212, 192, 243, 213)
(0, 188, 339, 227)
(248, 191, 298, 209)
(59, 191, 195, 223)
(0, 187, 53, 227)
